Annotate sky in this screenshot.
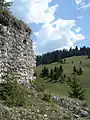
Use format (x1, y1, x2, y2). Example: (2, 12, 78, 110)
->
(6, 0, 90, 54)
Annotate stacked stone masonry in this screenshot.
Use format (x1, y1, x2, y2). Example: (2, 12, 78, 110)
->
(0, 20, 36, 86)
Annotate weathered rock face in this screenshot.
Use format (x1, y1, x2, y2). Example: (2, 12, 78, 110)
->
(0, 17, 36, 86)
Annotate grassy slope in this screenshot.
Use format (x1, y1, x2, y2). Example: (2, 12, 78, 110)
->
(35, 56, 90, 102)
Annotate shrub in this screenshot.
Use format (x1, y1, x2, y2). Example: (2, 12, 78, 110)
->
(42, 93, 51, 102)
(0, 73, 28, 107)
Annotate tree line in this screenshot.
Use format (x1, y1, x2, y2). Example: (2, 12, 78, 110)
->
(36, 46, 90, 66)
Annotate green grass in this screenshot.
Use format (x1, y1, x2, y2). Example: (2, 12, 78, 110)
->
(35, 56, 90, 102)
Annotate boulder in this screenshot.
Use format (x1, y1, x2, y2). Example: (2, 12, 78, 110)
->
(80, 109, 89, 117)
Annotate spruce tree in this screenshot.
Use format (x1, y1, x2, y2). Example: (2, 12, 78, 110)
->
(63, 74, 66, 78)
(50, 68, 54, 81)
(59, 65, 63, 73)
(64, 59, 66, 63)
(72, 61, 74, 64)
(60, 75, 65, 83)
(54, 66, 57, 72)
(67, 76, 71, 85)
(59, 59, 63, 64)
(41, 66, 49, 77)
(56, 67, 60, 79)
(50, 68, 53, 77)
(88, 55, 90, 59)
(54, 73, 58, 81)
(68, 76, 84, 100)
(80, 61, 82, 65)
(78, 67, 83, 75)
(73, 66, 77, 73)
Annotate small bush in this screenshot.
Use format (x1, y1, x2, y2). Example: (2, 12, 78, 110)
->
(0, 73, 28, 107)
(42, 93, 51, 102)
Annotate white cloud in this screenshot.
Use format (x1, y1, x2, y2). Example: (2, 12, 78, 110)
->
(8, 0, 85, 54)
(75, 0, 82, 5)
(79, 3, 90, 9)
(11, 0, 58, 24)
(35, 19, 85, 53)
(75, 0, 90, 10)
(6, 0, 13, 2)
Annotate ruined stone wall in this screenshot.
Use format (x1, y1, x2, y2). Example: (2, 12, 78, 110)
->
(0, 15, 36, 86)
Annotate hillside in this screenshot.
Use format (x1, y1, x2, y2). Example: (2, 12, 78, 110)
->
(35, 56, 90, 102)
(0, 1, 90, 120)
(0, 89, 90, 120)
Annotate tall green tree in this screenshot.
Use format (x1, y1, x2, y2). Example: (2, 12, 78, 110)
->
(59, 65, 63, 73)
(54, 66, 57, 72)
(73, 66, 77, 73)
(41, 66, 49, 77)
(78, 67, 83, 75)
(50, 68, 53, 77)
(64, 59, 66, 63)
(50, 68, 54, 81)
(56, 67, 61, 79)
(54, 73, 58, 81)
(68, 76, 84, 100)
(80, 61, 82, 65)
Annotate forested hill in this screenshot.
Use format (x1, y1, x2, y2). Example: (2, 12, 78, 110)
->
(36, 46, 90, 66)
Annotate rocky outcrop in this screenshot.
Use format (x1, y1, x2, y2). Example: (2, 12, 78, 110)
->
(52, 95, 90, 119)
(0, 11, 36, 87)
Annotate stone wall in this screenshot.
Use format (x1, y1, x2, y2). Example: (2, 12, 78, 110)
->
(0, 13, 36, 87)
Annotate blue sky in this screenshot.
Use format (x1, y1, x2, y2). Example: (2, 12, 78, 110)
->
(6, 0, 90, 54)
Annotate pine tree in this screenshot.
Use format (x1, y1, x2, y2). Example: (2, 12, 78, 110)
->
(64, 59, 66, 63)
(59, 59, 64, 64)
(59, 75, 65, 83)
(50, 68, 53, 77)
(41, 66, 49, 77)
(88, 55, 90, 59)
(80, 61, 82, 65)
(59, 65, 63, 73)
(67, 76, 71, 85)
(73, 66, 77, 73)
(54, 66, 57, 72)
(50, 68, 54, 81)
(54, 73, 58, 81)
(78, 67, 83, 75)
(72, 61, 74, 64)
(68, 76, 84, 100)
(63, 74, 66, 78)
